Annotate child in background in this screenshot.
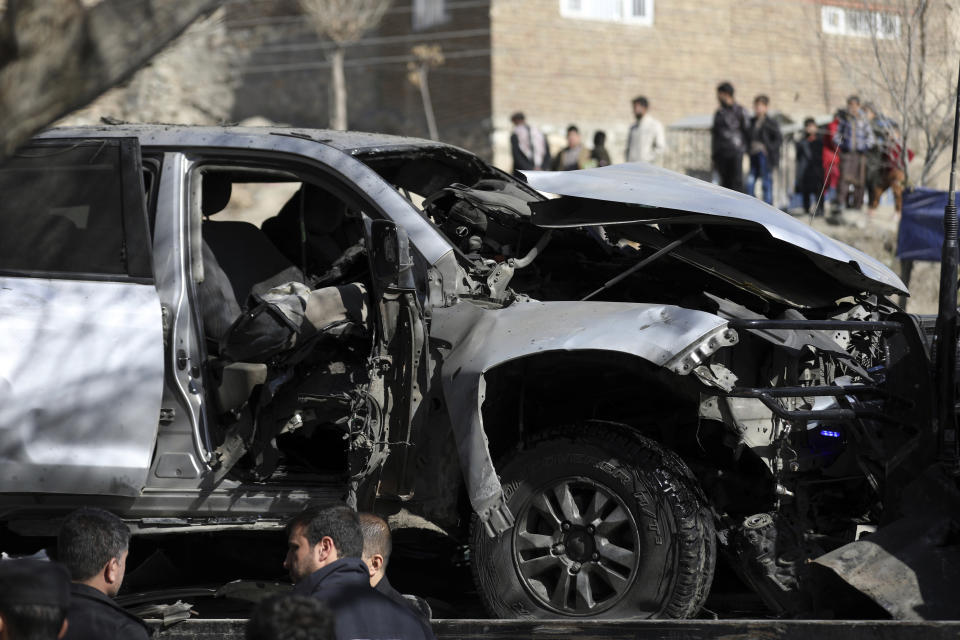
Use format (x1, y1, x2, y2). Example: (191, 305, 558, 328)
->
(823, 109, 844, 214)
(590, 130, 611, 168)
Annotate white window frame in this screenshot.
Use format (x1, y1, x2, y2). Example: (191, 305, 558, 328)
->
(559, 0, 654, 26)
(412, 0, 450, 31)
(820, 5, 900, 39)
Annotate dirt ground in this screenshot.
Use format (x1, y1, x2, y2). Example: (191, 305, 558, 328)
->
(806, 204, 941, 315)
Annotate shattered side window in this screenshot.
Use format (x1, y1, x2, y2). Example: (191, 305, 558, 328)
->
(0, 141, 128, 276)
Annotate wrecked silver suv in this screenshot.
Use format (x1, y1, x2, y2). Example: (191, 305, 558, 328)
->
(0, 126, 937, 619)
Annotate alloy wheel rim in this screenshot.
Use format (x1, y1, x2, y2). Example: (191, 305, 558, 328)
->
(511, 476, 642, 615)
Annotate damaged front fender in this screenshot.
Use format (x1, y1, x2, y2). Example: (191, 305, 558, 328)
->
(429, 298, 736, 535)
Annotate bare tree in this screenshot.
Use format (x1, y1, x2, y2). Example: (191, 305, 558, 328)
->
(299, 0, 392, 131)
(407, 44, 444, 140)
(821, 0, 958, 186)
(0, 0, 219, 160)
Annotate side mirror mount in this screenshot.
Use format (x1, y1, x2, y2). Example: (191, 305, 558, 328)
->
(368, 218, 415, 291)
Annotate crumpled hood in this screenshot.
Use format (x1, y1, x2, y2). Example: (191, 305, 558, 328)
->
(523, 163, 907, 305)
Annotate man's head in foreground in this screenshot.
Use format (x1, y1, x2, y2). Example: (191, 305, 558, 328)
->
(283, 506, 364, 584)
(245, 595, 334, 640)
(57, 508, 131, 598)
(357, 513, 392, 588)
(0, 560, 71, 640)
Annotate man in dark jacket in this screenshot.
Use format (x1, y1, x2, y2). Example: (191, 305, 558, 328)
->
(284, 506, 435, 640)
(0, 559, 71, 640)
(745, 95, 782, 205)
(711, 81, 750, 192)
(358, 513, 431, 621)
(57, 508, 151, 640)
(796, 117, 825, 216)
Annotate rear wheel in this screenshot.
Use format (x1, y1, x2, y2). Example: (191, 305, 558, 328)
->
(472, 423, 715, 619)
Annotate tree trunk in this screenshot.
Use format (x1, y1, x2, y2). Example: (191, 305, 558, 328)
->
(329, 46, 347, 130)
(417, 65, 438, 140)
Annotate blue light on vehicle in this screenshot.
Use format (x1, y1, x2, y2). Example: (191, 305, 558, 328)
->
(819, 430, 842, 438)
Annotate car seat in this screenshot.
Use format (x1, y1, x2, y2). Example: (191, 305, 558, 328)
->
(199, 173, 304, 304)
(262, 184, 362, 278)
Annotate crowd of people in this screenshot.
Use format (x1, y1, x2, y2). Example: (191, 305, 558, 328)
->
(0, 506, 435, 640)
(511, 83, 911, 221)
(509, 95, 667, 175)
(798, 94, 913, 219)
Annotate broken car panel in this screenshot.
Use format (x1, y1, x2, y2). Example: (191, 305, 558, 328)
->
(523, 163, 906, 299)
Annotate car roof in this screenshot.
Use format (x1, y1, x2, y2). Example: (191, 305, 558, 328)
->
(37, 124, 460, 155)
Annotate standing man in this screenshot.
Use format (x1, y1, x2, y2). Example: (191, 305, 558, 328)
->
(57, 508, 150, 640)
(625, 96, 667, 165)
(0, 559, 71, 640)
(833, 95, 876, 213)
(509, 112, 551, 176)
(284, 506, 435, 640)
(796, 117, 825, 216)
(745, 95, 782, 205)
(711, 82, 750, 192)
(358, 513, 431, 621)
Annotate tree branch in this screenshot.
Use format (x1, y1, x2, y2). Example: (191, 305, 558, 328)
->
(0, 0, 220, 160)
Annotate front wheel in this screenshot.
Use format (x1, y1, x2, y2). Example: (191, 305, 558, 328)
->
(471, 424, 715, 619)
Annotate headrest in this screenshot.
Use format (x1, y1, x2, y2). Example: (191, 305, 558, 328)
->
(202, 173, 233, 216)
(278, 185, 345, 235)
(0, 559, 71, 609)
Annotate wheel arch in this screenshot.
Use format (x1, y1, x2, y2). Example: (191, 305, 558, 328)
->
(430, 299, 735, 535)
(480, 350, 705, 465)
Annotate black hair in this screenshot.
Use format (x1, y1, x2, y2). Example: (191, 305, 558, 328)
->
(0, 603, 67, 640)
(246, 596, 334, 640)
(632, 96, 648, 108)
(593, 130, 607, 147)
(566, 125, 579, 135)
(510, 111, 525, 123)
(754, 94, 769, 106)
(358, 513, 393, 567)
(287, 506, 364, 559)
(57, 507, 130, 581)
(847, 95, 860, 105)
(804, 117, 817, 127)
(717, 81, 734, 96)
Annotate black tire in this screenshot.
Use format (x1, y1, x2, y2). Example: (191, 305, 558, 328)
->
(471, 423, 715, 619)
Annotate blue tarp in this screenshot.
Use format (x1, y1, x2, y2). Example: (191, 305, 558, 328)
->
(897, 187, 960, 261)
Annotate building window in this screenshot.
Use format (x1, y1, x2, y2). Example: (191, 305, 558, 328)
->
(821, 5, 900, 39)
(559, 0, 654, 25)
(412, 0, 449, 31)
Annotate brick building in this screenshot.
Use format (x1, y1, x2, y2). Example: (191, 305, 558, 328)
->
(220, 1, 956, 186)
